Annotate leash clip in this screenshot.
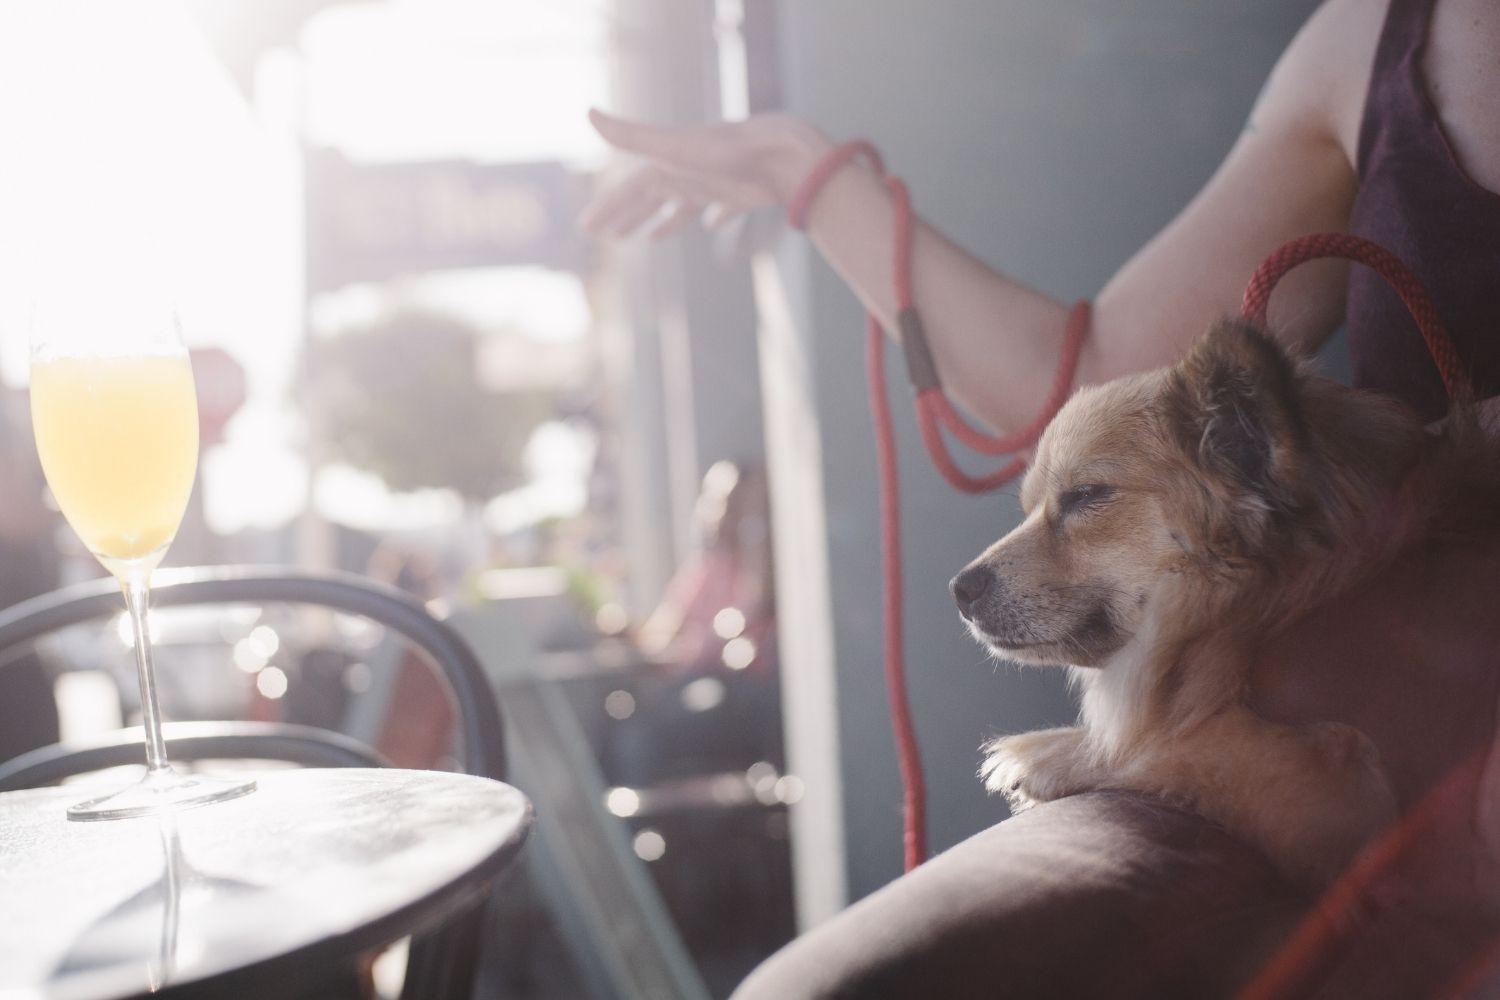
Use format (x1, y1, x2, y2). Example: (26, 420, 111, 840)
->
(897, 307, 941, 393)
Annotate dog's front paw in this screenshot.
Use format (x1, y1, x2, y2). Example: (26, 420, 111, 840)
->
(980, 727, 1096, 812)
(980, 734, 1041, 811)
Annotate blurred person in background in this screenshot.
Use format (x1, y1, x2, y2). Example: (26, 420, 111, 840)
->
(367, 543, 457, 770)
(615, 461, 781, 781)
(636, 461, 773, 678)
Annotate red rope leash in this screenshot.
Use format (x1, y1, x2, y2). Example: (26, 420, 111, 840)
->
(789, 141, 1088, 870)
(1241, 231, 1472, 400)
(1235, 750, 1490, 1000)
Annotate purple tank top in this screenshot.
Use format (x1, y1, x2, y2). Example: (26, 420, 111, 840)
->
(1345, 0, 1500, 421)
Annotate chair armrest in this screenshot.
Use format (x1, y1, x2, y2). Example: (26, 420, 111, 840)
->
(734, 791, 1305, 999)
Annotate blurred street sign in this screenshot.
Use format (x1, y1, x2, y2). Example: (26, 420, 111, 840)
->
(305, 150, 586, 293)
(189, 347, 247, 446)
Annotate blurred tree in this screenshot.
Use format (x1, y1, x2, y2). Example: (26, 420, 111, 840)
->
(302, 309, 552, 502)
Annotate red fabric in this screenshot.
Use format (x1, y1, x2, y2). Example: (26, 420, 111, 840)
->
(1236, 750, 1489, 1000)
(376, 654, 457, 770)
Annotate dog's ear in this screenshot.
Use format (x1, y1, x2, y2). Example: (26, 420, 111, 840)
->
(1163, 320, 1308, 513)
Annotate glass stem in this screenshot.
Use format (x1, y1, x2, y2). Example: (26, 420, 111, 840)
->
(123, 576, 171, 774)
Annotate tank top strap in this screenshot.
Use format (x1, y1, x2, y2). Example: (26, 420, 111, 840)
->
(1356, 0, 1437, 178)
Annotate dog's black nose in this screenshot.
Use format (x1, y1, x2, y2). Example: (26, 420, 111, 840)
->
(950, 566, 994, 618)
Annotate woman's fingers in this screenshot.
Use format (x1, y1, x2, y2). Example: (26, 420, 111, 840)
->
(600, 193, 675, 239)
(645, 199, 699, 240)
(582, 164, 741, 238)
(585, 109, 825, 212)
(589, 108, 744, 176)
(701, 201, 745, 232)
(578, 119, 780, 239)
(578, 189, 645, 237)
(579, 166, 666, 235)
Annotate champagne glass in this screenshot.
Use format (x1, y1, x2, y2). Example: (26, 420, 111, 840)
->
(29, 284, 255, 821)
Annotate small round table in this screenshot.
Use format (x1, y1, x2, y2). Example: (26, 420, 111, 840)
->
(0, 768, 533, 999)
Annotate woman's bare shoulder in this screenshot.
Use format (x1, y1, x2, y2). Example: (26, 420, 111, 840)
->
(1252, 0, 1388, 167)
(1280, 0, 1500, 189)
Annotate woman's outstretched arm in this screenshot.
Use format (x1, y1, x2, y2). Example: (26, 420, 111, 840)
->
(583, 0, 1378, 433)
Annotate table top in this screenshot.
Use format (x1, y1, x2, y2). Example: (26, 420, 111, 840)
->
(0, 768, 532, 1000)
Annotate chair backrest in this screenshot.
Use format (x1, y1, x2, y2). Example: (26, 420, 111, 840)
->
(0, 566, 506, 781)
(0, 720, 389, 792)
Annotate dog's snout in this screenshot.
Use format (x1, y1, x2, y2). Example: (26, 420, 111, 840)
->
(950, 566, 995, 618)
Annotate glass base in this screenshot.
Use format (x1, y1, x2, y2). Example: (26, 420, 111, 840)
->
(67, 768, 257, 822)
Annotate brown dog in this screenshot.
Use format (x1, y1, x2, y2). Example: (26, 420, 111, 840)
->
(952, 320, 1498, 883)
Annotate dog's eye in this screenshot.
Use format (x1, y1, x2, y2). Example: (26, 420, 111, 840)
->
(1058, 483, 1115, 517)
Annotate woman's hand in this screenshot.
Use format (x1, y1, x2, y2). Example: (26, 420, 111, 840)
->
(579, 110, 831, 239)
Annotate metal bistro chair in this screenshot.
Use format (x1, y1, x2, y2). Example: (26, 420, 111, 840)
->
(0, 566, 508, 1000)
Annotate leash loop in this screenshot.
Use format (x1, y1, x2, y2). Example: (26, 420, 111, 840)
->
(1242, 232, 1471, 402)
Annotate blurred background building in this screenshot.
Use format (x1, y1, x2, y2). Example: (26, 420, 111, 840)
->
(0, 1, 1323, 996)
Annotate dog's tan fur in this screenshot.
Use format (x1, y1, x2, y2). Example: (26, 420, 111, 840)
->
(957, 320, 1499, 884)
